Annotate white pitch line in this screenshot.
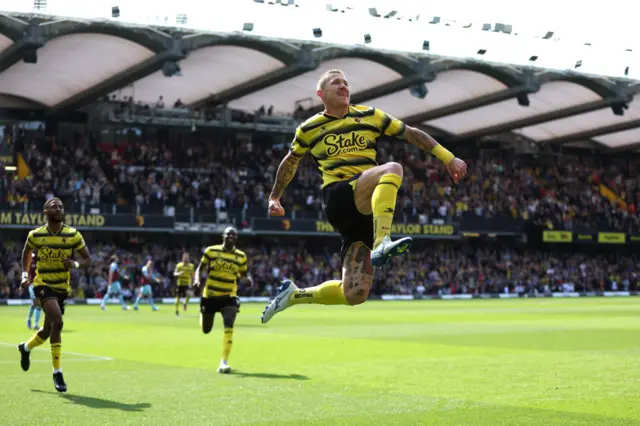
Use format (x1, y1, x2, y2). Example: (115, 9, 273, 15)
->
(0, 342, 114, 361)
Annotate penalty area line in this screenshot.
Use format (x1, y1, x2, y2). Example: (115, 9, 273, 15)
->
(0, 342, 114, 361)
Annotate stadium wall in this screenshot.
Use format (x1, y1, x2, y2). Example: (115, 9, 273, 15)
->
(1, 292, 638, 306)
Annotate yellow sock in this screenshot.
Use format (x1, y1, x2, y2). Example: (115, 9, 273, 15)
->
(51, 343, 61, 370)
(222, 328, 233, 362)
(175, 296, 180, 311)
(372, 173, 402, 248)
(26, 334, 44, 351)
(289, 280, 347, 306)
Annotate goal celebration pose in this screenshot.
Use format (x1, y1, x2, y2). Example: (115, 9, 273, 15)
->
(261, 69, 467, 324)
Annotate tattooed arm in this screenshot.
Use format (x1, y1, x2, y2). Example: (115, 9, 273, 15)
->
(403, 125, 449, 158)
(269, 152, 302, 200)
(402, 125, 468, 182)
(267, 152, 303, 217)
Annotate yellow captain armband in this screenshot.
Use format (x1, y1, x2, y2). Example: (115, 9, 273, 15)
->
(431, 144, 455, 165)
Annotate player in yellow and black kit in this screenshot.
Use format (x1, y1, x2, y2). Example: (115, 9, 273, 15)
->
(261, 69, 468, 324)
(17, 198, 92, 393)
(173, 252, 195, 316)
(194, 227, 253, 374)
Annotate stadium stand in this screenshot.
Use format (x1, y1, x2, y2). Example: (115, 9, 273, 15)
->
(0, 236, 634, 300)
(4, 125, 639, 230)
(1, 235, 639, 301)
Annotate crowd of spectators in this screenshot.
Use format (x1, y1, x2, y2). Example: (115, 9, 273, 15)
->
(1, 132, 118, 210)
(2, 125, 640, 233)
(0, 237, 637, 300)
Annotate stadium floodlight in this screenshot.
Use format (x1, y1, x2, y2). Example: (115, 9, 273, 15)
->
(112, 6, 120, 18)
(22, 49, 37, 64)
(162, 61, 181, 78)
(243, 23, 254, 32)
(494, 23, 512, 34)
(517, 93, 530, 107)
(477, 49, 487, 56)
(364, 34, 371, 44)
(611, 102, 629, 116)
(409, 84, 428, 99)
(313, 28, 322, 38)
(176, 14, 187, 25)
(422, 41, 430, 51)
(33, 0, 46, 10)
(575, 60, 583, 69)
(625, 49, 632, 76)
(529, 55, 538, 62)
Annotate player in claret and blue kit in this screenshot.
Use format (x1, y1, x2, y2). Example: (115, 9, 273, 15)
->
(100, 254, 130, 310)
(133, 259, 160, 311)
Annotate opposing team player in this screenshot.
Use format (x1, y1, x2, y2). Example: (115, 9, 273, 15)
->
(18, 198, 92, 392)
(261, 69, 467, 323)
(25, 253, 42, 330)
(100, 254, 130, 311)
(194, 227, 252, 374)
(173, 252, 195, 316)
(133, 259, 160, 311)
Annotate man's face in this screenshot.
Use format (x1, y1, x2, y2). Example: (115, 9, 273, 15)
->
(318, 73, 350, 110)
(45, 199, 64, 223)
(223, 229, 237, 246)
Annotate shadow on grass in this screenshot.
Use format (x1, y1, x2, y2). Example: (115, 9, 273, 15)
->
(31, 389, 151, 412)
(232, 371, 310, 380)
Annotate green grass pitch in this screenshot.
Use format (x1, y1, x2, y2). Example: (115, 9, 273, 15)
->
(1, 298, 639, 425)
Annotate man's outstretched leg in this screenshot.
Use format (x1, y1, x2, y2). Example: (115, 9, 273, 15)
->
(353, 163, 412, 267)
(261, 242, 374, 323)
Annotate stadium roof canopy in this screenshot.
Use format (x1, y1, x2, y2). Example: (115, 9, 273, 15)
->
(0, 14, 639, 151)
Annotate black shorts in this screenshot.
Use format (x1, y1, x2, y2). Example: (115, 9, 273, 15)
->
(200, 296, 240, 315)
(323, 174, 373, 262)
(34, 286, 68, 316)
(176, 286, 190, 297)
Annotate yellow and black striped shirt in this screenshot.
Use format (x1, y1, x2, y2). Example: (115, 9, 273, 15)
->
(200, 245, 247, 298)
(26, 224, 86, 293)
(175, 262, 195, 286)
(289, 104, 406, 188)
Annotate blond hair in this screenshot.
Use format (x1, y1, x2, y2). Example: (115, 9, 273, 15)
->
(317, 69, 345, 91)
